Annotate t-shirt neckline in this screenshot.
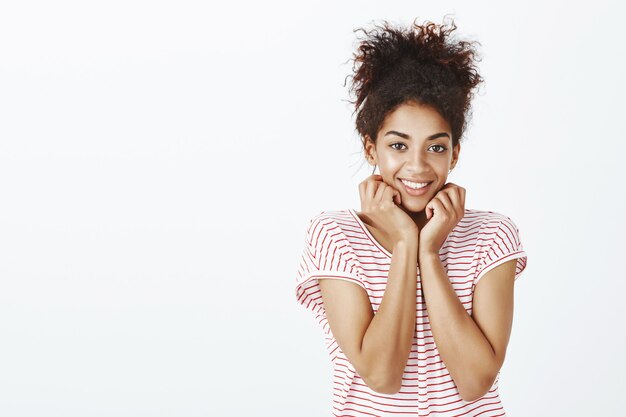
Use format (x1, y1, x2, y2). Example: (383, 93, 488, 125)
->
(347, 208, 393, 258)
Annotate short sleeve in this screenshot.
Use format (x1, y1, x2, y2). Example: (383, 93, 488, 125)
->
(294, 214, 366, 319)
(474, 215, 528, 286)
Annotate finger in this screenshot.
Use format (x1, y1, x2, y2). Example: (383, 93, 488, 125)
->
(387, 181, 402, 205)
(427, 197, 445, 220)
(370, 174, 383, 184)
(382, 185, 399, 205)
(358, 180, 366, 208)
(373, 182, 388, 204)
(444, 186, 463, 218)
(435, 189, 454, 214)
(365, 176, 381, 208)
(458, 186, 466, 217)
(360, 177, 374, 210)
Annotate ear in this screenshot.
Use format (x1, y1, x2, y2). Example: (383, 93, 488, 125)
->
(364, 135, 377, 165)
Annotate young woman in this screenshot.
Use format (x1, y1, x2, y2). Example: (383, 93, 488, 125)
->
(295, 18, 528, 417)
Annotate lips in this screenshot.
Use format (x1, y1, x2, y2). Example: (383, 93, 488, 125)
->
(399, 179, 433, 196)
(399, 178, 433, 184)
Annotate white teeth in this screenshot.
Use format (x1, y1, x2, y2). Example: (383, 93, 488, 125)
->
(401, 179, 430, 189)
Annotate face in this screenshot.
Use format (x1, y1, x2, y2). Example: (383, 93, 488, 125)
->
(364, 101, 460, 216)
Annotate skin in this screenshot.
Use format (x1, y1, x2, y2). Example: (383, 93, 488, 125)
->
(362, 99, 461, 251)
(319, 100, 518, 400)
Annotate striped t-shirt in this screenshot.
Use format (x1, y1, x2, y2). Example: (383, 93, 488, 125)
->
(295, 208, 528, 417)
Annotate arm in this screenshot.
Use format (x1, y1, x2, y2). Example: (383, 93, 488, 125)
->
(319, 238, 418, 394)
(417, 250, 517, 402)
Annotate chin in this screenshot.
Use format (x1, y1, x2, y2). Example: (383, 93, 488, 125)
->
(400, 200, 427, 213)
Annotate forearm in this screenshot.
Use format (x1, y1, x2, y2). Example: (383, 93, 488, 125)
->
(361, 238, 418, 393)
(418, 251, 496, 401)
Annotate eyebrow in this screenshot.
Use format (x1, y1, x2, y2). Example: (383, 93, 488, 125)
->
(384, 130, 450, 141)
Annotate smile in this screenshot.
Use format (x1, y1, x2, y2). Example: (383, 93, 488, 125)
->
(400, 179, 432, 196)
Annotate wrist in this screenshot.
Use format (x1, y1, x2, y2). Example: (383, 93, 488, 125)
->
(418, 248, 440, 260)
(392, 236, 418, 252)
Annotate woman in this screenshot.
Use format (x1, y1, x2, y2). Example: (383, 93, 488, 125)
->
(295, 17, 528, 416)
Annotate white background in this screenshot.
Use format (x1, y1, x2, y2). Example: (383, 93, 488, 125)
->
(1, 1, 624, 416)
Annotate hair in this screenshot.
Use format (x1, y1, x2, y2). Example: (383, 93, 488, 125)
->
(344, 16, 484, 174)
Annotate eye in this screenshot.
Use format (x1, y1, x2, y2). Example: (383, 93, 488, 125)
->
(390, 143, 447, 153)
(390, 142, 407, 151)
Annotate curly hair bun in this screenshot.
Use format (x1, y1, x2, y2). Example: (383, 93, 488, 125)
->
(345, 16, 484, 147)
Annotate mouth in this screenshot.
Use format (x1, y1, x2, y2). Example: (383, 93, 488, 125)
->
(398, 178, 433, 196)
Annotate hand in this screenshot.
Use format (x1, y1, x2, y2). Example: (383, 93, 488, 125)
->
(419, 182, 466, 254)
(358, 174, 418, 246)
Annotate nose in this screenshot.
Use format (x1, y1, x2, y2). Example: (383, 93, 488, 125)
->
(405, 149, 431, 173)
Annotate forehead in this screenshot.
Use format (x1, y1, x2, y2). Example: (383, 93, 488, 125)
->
(380, 102, 450, 137)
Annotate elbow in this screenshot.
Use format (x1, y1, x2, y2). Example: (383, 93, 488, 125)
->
(374, 379, 402, 395)
(370, 380, 402, 395)
(363, 371, 403, 395)
(459, 389, 486, 403)
(357, 350, 406, 395)
(458, 373, 496, 402)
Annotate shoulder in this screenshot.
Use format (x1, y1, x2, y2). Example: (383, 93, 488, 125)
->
(460, 208, 520, 232)
(459, 209, 525, 260)
(303, 209, 366, 254)
(450, 209, 522, 251)
(306, 209, 358, 234)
